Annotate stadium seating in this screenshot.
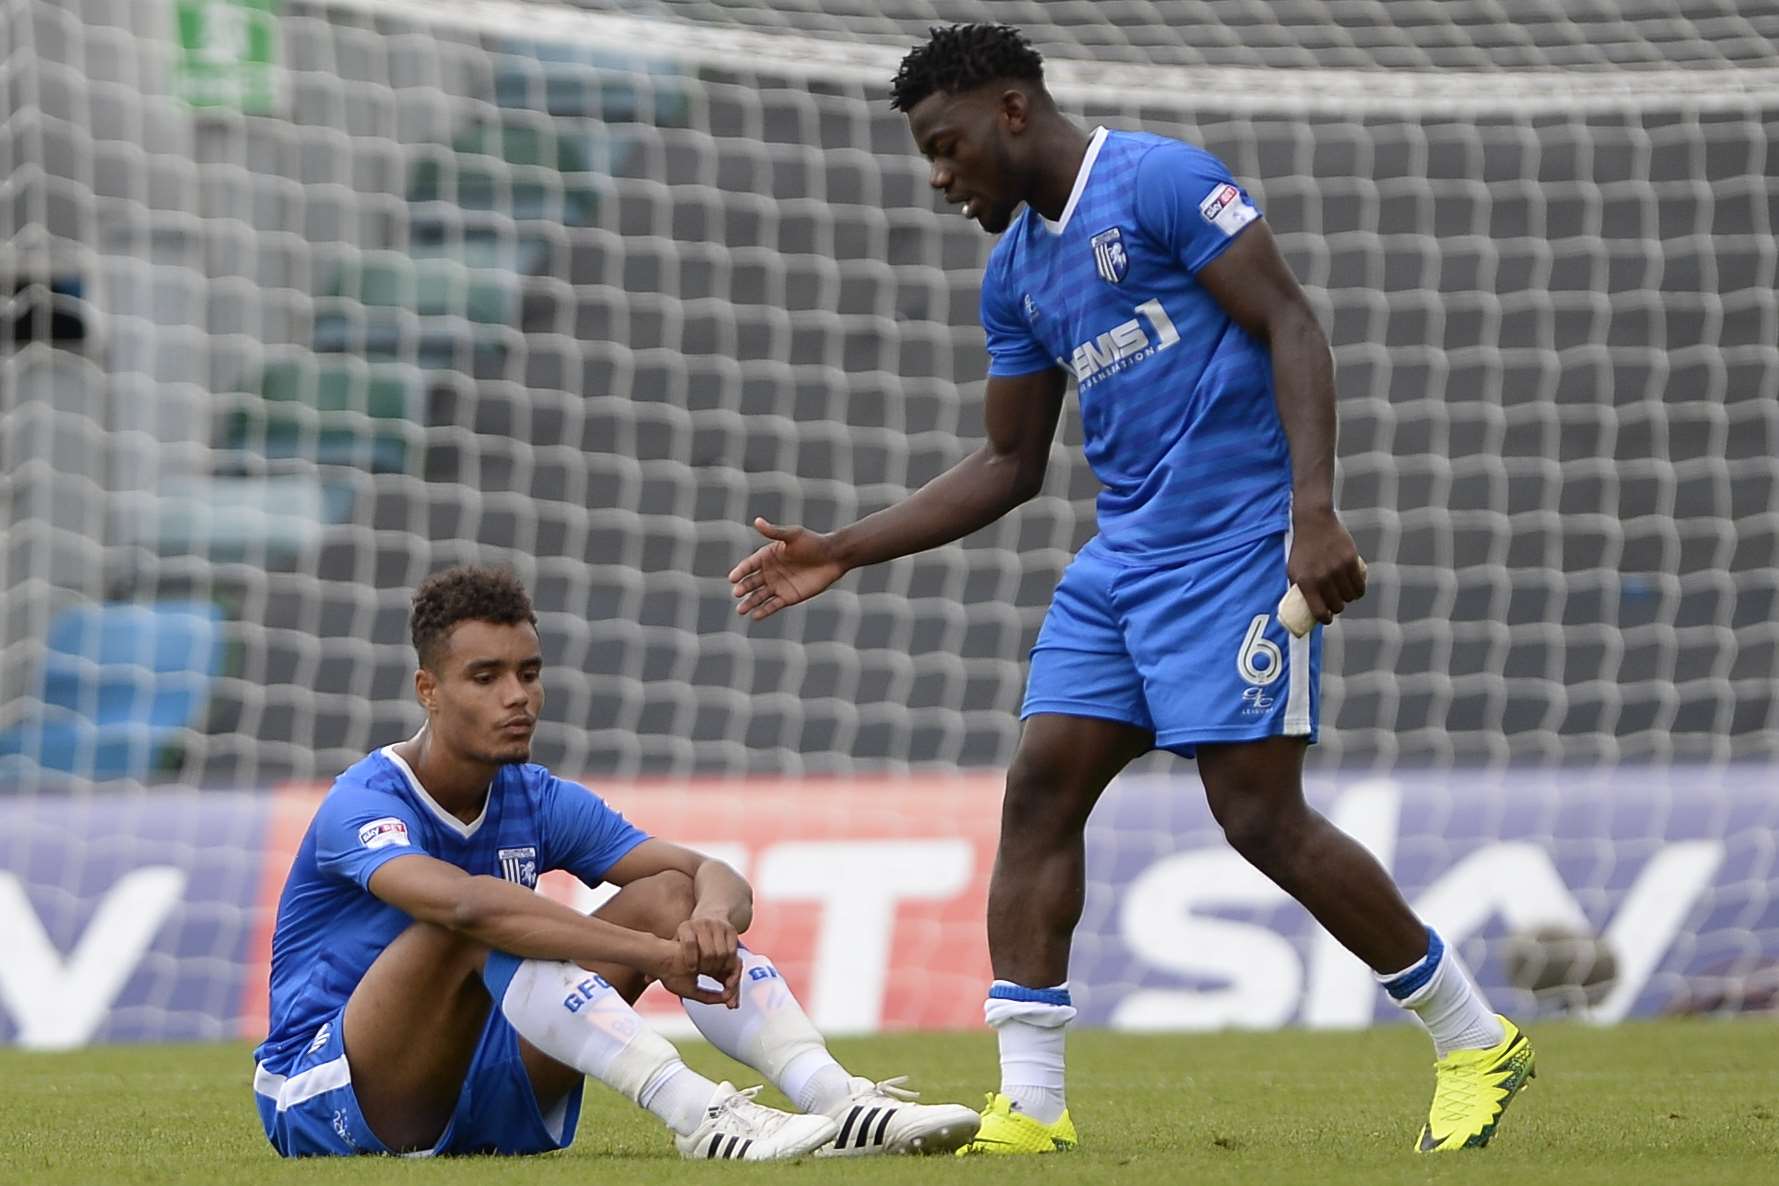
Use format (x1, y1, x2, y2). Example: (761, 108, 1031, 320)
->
(216, 355, 426, 476)
(11, 0, 1771, 784)
(0, 601, 225, 780)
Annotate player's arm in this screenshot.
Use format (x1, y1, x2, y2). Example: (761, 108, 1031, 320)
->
(604, 837, 752, 932)
(365, 851, 731, 1004)
(602, 837, 753, 987)
(1197, 220, 1366, 624)
(729, 366, 1068, 620)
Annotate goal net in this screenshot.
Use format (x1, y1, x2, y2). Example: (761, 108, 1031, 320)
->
(1, 0, 1775, 1045)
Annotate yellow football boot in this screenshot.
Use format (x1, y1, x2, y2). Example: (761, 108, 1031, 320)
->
(955, 1092, 1077, 1156)
(1416, 1015, 1536, 1151)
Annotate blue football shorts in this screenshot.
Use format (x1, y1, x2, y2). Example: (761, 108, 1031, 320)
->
(1022, 530, 1321, 756)
(252, 1004, 582, 1158)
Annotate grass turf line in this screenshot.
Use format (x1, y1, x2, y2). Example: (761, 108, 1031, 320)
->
(1, 1019, 1775, 1185)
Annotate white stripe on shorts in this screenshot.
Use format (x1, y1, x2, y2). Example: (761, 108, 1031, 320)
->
(1285, 625, 1311, 734)
(253, 1055, 351, 1112)
(1282, 533, 1311, 735)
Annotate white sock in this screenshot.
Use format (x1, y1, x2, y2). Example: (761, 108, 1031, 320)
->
(1378, 929, 1507, 1058)
(984, 980, 1074, 1125)
(636, 1060, 721, 1137)
(681, 946, 852, 1114)
(779, 1046, 854, 1115)
(484, 952, 719, 1136)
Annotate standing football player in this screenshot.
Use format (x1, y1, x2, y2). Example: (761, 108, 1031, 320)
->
(728, 23, 1533, 1155)
(253, 565, 977, 1160)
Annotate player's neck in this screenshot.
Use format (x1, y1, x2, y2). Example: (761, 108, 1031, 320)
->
(1028, 118, 1092, 223)
(392, 728, 494, 822)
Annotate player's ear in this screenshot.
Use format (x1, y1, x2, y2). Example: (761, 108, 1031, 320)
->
(414, 665, 437, 712)
(998, 87, 1029, 133)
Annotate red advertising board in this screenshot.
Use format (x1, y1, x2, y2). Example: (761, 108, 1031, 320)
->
(241, 775, 1005, 1037)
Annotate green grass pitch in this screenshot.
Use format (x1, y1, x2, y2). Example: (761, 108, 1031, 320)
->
(3, 1020, 1775, 1185)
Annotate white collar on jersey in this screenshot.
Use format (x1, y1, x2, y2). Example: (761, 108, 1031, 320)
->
(381, 733, 490, 839)
(1041, 125, 1109, 236)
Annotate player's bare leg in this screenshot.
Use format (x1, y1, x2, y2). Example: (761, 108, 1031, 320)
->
(339, 916, 498, 1150)
(1195, 735, 1424, 971)
(341, 870, 728, 1152)
(988, 714, 1154, 987)
(1197, 735, 1533, 1150)
(960, 713, 1152, 1155)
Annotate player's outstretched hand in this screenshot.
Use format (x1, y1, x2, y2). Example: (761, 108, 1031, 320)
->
(728, 517, 847, 621)
(1287, 506, 1367, 626)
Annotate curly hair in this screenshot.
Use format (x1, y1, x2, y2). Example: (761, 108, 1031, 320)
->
(410, 565, 537, 670)
(889, 23, 1045, 113)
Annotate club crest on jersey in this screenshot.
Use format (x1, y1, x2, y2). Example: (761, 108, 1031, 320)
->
(1090, 226, 1128, 285)
(498, 845, 538, 888)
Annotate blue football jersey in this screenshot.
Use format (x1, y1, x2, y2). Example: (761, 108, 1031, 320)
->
(981, 127, 1292, 563)
(253, 747, 647, 1071)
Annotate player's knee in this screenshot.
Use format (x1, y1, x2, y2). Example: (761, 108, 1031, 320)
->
(597, 869, 696, 939)
(382, 919, 490, 984)
(1217, 803, 1279, 866)
(1212, 793, 1311, 871)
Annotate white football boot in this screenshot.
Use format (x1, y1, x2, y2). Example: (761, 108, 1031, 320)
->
(674, 1082, 838, 1161)
(818, 1076, 982, 1156)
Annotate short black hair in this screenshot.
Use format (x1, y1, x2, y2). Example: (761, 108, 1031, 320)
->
(410, 565, 537, 671)
(889, 24, 1045, 113)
